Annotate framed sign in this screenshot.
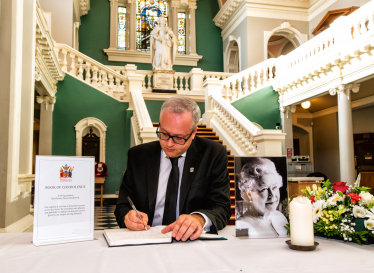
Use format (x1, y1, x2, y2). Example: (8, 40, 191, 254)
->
(287, 148, 293, 158)
(235, 156, 288, 238)
(33, 156, 95, 246)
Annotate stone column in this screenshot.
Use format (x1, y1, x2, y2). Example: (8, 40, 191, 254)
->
(0, 0, 34, 233)
(188, 3, 197, 56)
(109, 0, 118, 50)
(128, 0, 136, 51)
(171, 2, 178, 37)
(37, 96, 56, 156)
(280, 105, 295, 161)
(329, 83, 360, 185)
(19, 0, 36, 176)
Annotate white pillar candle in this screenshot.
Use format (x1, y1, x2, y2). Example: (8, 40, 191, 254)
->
(290, 196, 314, 246)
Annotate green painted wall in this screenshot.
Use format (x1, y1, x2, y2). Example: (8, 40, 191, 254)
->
(145, 100, 205, 123)
(53, 74, 131, 194)
(231, 86, 281, 129)
(79, 0, 223, 72)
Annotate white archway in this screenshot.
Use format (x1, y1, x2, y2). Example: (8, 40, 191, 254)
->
(224, 35, 241, 73)
(75, 117, 108, 163)
(264, 22, 308, 60)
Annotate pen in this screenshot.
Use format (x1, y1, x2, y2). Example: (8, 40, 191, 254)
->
(127, 196, 147, 230)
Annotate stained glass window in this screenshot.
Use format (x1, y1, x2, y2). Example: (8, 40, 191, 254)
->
(177, 12, 186, 55)
(136, 0, 169, 52)
(118, 7, 127, 50)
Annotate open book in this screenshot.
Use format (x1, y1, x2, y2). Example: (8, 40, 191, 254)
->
(103, 226, 227, 247)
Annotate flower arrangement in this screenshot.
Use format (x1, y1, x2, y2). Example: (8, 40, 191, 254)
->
(300, 174, 374, 245)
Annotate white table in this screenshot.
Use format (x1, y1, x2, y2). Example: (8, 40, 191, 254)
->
(1, 227, 374, 272)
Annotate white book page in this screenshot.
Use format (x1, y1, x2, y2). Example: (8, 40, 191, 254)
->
(104, 226, 172, 246)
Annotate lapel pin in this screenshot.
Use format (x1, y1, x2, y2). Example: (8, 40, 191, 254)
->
(190, 167, 194, 173)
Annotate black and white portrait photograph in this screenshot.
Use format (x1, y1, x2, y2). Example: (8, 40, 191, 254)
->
(235, 157, 288, 238)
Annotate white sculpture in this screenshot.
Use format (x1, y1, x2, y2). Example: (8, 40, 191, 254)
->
(150, 16, 177, 71)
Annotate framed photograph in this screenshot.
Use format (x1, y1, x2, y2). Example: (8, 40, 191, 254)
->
(235, 156, 288, 238)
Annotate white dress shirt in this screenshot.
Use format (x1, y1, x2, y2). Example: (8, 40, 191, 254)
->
(152, 150, 212, 233)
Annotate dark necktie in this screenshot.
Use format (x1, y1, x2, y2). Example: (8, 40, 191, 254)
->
(162, 157, 179, 225)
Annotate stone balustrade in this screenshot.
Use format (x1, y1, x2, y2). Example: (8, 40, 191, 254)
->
(221, 58, 277, 102)
(275, 0, 374, 106)
(211, 94, 259, 155)
(55, 44, 128, 101)
(204, 78, 285, 157)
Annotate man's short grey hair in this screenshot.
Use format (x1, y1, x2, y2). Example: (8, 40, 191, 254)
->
(160, 96, 201, 130)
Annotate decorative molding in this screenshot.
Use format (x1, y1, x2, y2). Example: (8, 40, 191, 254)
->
(18, 174, 34, 198)
(103, 49, 203, 66)
(280, 105, 296, 118)
(329, 83, 360, 101)
(75, 118, 108, 163)
(80, 0, 91, 16)
(214, 0, 244, 29)
(188, 2, 197, 9)
(309, 0, 338, 21)
(35, 1, 65, 97)
(0, 214, 33, 233)
(293, 94, 374, 119)
(216, 0, 339, 31)
(36, 96, 56, 111)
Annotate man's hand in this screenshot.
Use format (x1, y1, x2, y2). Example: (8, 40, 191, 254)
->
(161, 214, 204, 241)
(124, 210, 150, 231)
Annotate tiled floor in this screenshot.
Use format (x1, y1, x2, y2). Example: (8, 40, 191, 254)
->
(24, 204, 119, 232)
(94, 205, 119, 230)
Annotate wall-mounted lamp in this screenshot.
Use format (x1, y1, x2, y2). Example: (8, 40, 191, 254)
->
(301, 101, 311, 109)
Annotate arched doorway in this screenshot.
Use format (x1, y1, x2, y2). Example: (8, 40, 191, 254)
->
(265, 22, 307, 60)
(267, 35, 297, 59)
(226, 40, 239, 73)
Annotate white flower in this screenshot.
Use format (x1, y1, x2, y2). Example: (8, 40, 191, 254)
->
(327, 194, 343, 206)
(364, 219, 374, 230)
(359, 192, 374, 207)
(312, 200, 325, 223)
(353, 206, 366, 218)
(365, 209, 374, 220)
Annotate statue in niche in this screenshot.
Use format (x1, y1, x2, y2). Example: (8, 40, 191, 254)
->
(150, 16, 177, 71)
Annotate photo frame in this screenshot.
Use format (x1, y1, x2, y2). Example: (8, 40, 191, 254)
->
(235, 156, 288, 238)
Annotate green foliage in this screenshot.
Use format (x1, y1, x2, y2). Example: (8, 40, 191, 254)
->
(344, 195, 352, 207)
(284, 223, 290, 236)
(337, 191, 344, 198)
(322, 179, 332, 190)
(354, 186, 371, 194)
(350, 231, 374, 245)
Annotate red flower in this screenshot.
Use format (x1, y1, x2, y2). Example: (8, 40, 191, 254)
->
(348, 193, 361, 204)
(332, 182, 349, 194)
(310, 196, 315, 203)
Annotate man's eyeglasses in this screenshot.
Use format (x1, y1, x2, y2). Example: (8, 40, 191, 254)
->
(156, 125, 195, 145)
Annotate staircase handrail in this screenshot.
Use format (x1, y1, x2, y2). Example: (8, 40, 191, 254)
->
(211, 93, 261, 136)
(55, 43, 128, 101)
(131, 89, 154, 130)
(130, 89, 157, 144)
(210, 93, 260, 155)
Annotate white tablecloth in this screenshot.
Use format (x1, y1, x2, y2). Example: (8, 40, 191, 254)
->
(1, 227, 373, 272)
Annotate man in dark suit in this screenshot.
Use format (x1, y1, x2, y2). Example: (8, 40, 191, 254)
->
(115, 96, 231, 241)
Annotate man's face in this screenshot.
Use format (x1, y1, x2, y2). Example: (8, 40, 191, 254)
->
(159, 108, 197, 158)
(251, 174, 280, 216)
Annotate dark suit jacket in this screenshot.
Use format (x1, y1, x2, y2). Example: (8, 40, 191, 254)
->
(114, 136, 231, 233)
